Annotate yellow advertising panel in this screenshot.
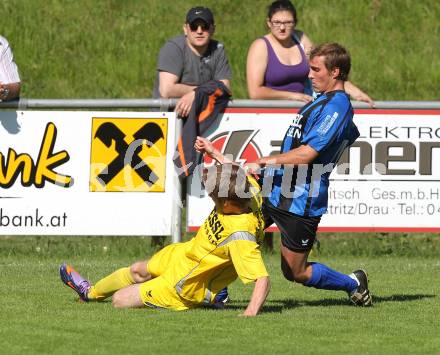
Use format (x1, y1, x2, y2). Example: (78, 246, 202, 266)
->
(90, 117, 167, 192)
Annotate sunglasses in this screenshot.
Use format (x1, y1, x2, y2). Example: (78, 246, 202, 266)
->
(189, 21, 210, 32)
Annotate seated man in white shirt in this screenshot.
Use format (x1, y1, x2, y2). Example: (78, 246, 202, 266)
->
(0, 35, 20, 101)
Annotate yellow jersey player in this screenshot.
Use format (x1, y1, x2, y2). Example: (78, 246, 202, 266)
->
(60, 163, 270, 316)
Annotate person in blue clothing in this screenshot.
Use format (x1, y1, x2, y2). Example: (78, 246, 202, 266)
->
(245, 42, 372, 306)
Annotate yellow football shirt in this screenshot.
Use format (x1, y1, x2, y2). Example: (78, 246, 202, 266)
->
(147, 175, 268, 307)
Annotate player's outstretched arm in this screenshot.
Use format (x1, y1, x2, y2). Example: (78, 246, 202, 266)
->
(241, 276, 270, 317)
(194, 136, 236, 165)
(244, 144, 319, 175)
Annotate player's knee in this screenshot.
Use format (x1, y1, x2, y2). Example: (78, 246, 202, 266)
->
(281, 265, 308, 284)
(130, 261, 150, 283)
(292, 270, 309, 284)
(112, 292, 125, 308)
(281, 264, 296, 282)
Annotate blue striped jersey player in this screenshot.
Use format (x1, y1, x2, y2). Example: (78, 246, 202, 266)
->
(246, 42, 372, 307)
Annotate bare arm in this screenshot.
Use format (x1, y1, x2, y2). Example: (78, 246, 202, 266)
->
(260, 144, 318, 165)
(158, 71, 195, 98)
(344, 81, 375, 107)
(296, 30, 313, 58)
(158, 71, 195, 117)
(246, 39, 311, 102)
(245, 144, 319, 174)
(160, 73, 231, 117)
(241, 276, 270, 317)
(0, 82, 20, 101)
(194, 136, 236, 164)
(159, 73, 230, 97)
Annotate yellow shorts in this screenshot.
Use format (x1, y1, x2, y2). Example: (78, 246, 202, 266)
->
(142, 243, 194, 310)
(138, 276, 193, 311)
(146, 243, 187, 278)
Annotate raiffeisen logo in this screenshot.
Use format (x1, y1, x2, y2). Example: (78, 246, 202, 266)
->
(89, 117, 167, 192)
(204, 130, 262, 166)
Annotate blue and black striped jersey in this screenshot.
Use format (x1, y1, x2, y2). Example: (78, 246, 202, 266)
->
(266, 90, 359, 217)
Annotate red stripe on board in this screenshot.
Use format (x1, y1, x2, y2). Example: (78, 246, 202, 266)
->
(354, 109, 440, 115)
(188, 226, 440, 233)
(223, 108, 440, 115)
(224, 108, 299, 114)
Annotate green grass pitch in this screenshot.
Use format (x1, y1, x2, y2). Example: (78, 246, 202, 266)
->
(1, 236, 439, 354)
(2, 0, 439, 101)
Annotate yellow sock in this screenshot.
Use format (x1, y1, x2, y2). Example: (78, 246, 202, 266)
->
(88, 267, 134, 301)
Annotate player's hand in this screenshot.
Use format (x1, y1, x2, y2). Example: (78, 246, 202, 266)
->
(194, 136, 214, 155)
(289, 92, 313, 103)
(244, 162, 262, 175)
(239, 310, 257, 317)
(175, 91, 195, 118)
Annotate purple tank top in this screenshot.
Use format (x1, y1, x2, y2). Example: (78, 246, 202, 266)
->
(262, 36, 310, 93)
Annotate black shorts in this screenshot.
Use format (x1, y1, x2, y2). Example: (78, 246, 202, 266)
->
(262, 200, 321, 252)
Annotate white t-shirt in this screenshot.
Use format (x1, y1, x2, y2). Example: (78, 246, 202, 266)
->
(0, 35, 20, 84)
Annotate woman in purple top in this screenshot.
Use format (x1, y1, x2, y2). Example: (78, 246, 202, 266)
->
(246, 0, 374, 106)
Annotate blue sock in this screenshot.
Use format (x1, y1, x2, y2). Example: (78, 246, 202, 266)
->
(304, 262, 358, 293)
(214, 287, 228, 303)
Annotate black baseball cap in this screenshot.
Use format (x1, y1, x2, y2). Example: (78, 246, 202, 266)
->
(186, 6, 214, 25)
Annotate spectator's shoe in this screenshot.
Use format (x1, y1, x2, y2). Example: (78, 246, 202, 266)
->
(349, 269, 372, 307)
(212, 287, 230, 309)
(60, 263, 90, 302)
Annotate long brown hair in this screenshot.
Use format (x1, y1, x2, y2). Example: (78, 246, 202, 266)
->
(267, 0, 298, 23)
